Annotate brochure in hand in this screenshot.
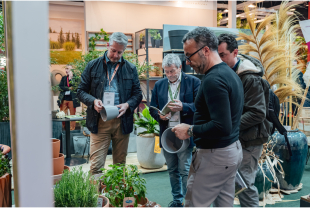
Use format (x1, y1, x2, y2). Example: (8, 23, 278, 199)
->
(235, 171, 247, 196)
(150, 101, 175, 116)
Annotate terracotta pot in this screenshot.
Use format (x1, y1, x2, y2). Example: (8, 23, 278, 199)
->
(0, 144, 11, 155)
(53, 153, 64, 175)
(0, 173, 12, 207)
(52, 139, 60, 158)
(53, 165, 70, 185)
(98, 195, 110, 207)
(135, 196, 149, 206)
(149, 71, 157, 77)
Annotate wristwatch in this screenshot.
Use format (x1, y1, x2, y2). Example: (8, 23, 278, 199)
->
(187, 125, 194, 137)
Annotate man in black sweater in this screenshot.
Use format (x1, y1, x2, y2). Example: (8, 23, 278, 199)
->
(172, 27, 244, 207)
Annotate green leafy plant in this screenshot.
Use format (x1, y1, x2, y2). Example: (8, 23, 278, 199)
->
(149, 29, 158, 38)
(139, 33, 145, 42)
(0, 12, 5, 52)
(296, 36, 308, 64)
(0, 146, 11, 177)
(217, 12, 223, 26)
(54, 166, 98, 207)
(89, 29, 109, 51)
(63, 41, 75, 51)
(0, 70, 9, 122)
(134, 105, 159, 135)
(153, 33, 162, 40)
(50, 40, 61, 49)
(100, 164, 147, 207)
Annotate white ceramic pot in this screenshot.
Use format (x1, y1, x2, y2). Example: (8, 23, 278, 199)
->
(136, 133, 165, 169)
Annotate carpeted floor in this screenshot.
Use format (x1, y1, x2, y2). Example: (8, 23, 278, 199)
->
(143, 163, 310, 207)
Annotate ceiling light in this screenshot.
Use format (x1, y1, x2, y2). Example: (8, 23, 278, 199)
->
(224, 9, 228, 12)
(248, 4, 256, 8)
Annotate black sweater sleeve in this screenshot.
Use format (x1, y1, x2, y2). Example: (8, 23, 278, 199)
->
(193, 75, 232, 137)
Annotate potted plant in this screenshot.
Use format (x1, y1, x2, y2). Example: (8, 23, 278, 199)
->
(0, 144, 12, 207)
(134, 105, 165, 169)
(139, 32, 145, 49)
(153, 33, 162, 48)
(149, 29, 158, 48)
(100, 163, 148, 207)
(54, 166, 109, 207)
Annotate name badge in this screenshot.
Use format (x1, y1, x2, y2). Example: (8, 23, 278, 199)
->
(103, 92, 115, 106)
(65, 91, 70, 95)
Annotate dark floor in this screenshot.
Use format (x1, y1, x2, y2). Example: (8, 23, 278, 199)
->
(143, 163, 310, 207)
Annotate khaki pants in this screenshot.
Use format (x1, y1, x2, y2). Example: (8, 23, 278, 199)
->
(90, 118, 130, 175)
(60, 100, 76, 130)
(185, 140, 243, 207)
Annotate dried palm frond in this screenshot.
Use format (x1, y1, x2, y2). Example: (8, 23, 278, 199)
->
(237, 1, 305, 104)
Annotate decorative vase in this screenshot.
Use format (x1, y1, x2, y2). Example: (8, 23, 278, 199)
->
(53, 153, 65, 175)
(272, 130, 308, 190)
(168, 30, 189, 49)
(98, 195, 110, 207)
(254, 162, 273, 200)
(155, 39, 160, 48)
(151, 37, 155, 48)
(52, 139, 60, 158)
(136, 133, 165, 169)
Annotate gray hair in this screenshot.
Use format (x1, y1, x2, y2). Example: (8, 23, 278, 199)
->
(162, 54, 182, 69)
(109, 32, 128, 48)
(182, 27, 218, 52)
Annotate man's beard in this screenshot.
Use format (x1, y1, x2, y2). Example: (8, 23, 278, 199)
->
(194, 54, 207, 74)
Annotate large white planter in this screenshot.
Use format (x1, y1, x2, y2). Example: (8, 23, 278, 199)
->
(136, 133, 165, 169)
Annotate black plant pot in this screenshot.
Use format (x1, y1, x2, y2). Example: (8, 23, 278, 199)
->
(140, 41, 144, 49)
(155, 39, 160, 48)
(168, 30, 189, 49)
(151, 37, 155, 48)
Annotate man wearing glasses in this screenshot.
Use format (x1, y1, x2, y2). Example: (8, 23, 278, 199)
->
(172, 27, 244, 207)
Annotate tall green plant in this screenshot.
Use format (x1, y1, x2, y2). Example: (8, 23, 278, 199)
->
(54, 166, 98, 207)
(0, 12, 5, 52)
(134, 105, 159, 135)
(0, 70, 9, 122)
(100, 164, 147, 207)
(0, 146, 11, 177)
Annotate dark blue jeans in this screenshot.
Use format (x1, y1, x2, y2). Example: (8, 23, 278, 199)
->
(163, 147, 193, 204)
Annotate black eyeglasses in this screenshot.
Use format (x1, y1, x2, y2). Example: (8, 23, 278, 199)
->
(185, 45, 207, 63)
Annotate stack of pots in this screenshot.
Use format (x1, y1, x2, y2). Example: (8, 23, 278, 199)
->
(52, 138, 69, 184)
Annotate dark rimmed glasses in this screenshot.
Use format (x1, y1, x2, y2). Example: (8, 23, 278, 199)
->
(185, 45, 207, 63)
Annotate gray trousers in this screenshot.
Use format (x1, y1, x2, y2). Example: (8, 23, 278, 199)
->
(238, 144, 263, 207)
(185, 140, 243, 207)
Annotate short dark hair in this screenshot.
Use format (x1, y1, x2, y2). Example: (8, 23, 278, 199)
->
(218, 33, 238, 53)
(182, 27, 218, 52)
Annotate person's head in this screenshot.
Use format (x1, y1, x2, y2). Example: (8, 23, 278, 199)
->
(65, 65, 72, 76)
(162, 54, 182, 83)
(218, 34, 238, 68)
(182, 27, 219, 74)
(107, 32, 128, 63)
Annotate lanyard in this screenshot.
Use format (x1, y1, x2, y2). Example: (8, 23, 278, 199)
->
(67, 76, 70, 87)
(168, 81, 181, 101)
(106, 63, 120, 87)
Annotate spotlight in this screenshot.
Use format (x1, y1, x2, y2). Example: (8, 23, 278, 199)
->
(224, 9, 228, 12)
(248, 4, 256, 8)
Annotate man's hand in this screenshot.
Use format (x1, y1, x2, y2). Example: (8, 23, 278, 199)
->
(168, 99, 183, 112)
(172, 123, 190, 140)
(117, 103, 129, 118)
(94, 99, 103, 113)
(159, 112, 171, 121)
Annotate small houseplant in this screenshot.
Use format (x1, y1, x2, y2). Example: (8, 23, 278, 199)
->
(100, 163, 147, 207)
(54, 166, 107, 207)
(153, 33, 162, 48)
(0, 144, 12, 207)
(149, 29, 158, 48)
(134, 106, 165, 169)
(139, 32, 145, 48)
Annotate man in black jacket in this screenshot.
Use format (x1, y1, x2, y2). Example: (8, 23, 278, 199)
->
(77, 32, 142, 175)
(218, 34, 272, 207)
(57, 65, 80, 130)
(172, 27, 244, 207)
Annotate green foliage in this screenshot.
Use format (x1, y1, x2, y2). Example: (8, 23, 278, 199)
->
(50, 40, 61, 49)
(54, 166, 98, 207)
(296, 36, 308, 63)
(63, 41, 76, 51)
(57, 27, 65, 47)
(66, 31, 70, 42)
(89, 29, 109, 51)
(149, 29, 158, 38)
(139, 32, 145, 42)
(134, 105, 159, 135)
(100, 164, 147, 207)
(75, 33, 81, 49)
(153, 33, 162, 40)
(0, 70, 9, 122)
(236, 17, 242, 28)
(50, 51, 82, 65)
(217, 12, 223, 26)
(71, 33, 76, 44)
(0, 147, 11, 177)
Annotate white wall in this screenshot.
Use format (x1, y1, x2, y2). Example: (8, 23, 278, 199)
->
(85, 1, 217, 34)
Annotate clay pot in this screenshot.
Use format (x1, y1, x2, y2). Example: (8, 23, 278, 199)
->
(0, 144, 11, 155)
(98, 195, 110, 207)
(53, 153, 64, 175)
(52, 139, 60, 158)
(149, 71, 157, 77)
(53, 165, 70, 185)
(135, 196, 149, 206)
(0, 173, 12, 207)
